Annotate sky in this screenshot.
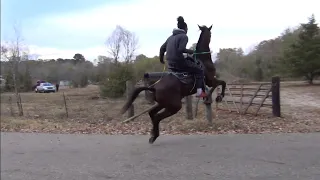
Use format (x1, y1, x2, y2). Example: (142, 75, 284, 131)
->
(1, 0, 319, 61)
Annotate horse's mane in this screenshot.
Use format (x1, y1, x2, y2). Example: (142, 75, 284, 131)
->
(195, 33, 203, 51)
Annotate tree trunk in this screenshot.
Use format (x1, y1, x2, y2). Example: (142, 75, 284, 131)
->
(12, 61, 23, 116)
(305, 73, 315, 85)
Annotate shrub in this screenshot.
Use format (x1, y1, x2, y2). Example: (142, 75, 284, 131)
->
(99, 63, 135, 98)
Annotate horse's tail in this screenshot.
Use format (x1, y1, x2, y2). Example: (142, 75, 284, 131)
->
(119, 86, 155, 114)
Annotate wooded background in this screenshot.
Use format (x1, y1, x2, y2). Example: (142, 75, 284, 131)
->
(1, 15, 319, 101)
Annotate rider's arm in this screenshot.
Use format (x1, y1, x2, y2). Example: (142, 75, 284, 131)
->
(178, 35, 194, 54)
(159, 39, 167, 64)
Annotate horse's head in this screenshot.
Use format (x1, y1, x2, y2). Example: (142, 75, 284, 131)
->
(195, 24, 216, 86)
(196, 25, 212, 51)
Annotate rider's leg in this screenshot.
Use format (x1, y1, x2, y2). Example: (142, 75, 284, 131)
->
(194, 69, 207, 98)
(184, 59, 207, 97)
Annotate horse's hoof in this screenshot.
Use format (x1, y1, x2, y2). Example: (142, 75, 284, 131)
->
(203, 97, 213, 104)
(215, 95, 223, 102)
(149, 136, 158, 144)
(149, 137, 155, 144)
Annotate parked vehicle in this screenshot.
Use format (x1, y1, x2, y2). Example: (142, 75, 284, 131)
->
(35, 82, 56, 93)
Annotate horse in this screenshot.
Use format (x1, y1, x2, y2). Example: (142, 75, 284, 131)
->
(120, 25, 226, 144)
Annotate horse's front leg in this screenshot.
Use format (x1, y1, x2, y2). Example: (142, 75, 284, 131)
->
(203, 79, 226, 103)
(214, 79, 226, 102)
(203, 86, 214, 104)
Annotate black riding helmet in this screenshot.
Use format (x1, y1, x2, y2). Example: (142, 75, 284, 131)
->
(177, 16, 188, 33)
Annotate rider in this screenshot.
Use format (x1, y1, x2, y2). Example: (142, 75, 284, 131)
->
(159, 16, 207, 98)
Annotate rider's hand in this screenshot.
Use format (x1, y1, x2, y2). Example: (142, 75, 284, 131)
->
(186, 49, 194, 55)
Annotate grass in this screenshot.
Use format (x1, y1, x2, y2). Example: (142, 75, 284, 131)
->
(1, 82, 320, 135)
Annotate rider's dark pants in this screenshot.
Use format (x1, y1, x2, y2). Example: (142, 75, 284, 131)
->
(168, 57, 205, 90)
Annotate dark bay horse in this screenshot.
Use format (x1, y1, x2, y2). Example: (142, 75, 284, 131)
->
(120, 25, 226, 144)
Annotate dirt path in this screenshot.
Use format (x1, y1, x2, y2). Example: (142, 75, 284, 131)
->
(280, 85, 320, 124)
(281, 86, 320, 109)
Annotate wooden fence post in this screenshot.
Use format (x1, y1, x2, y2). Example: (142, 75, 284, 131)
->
(185, 96, 193, 120)
(272, 76, 281, 117)
(240, 84, 244, 113)
(204, 88, 213, 124)
(18, 93, 23, 116)
(62, 92, 68, 118)
(143, 76, 155, 104)
(126, 80, 135, 118)
(215, 88, 219, 112)
(8, 96, 14, 116)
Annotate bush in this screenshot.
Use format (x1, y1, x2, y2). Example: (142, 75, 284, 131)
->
(71, 74, 89, 88)
(133, 57, 163, 80)
(99, 63, 135, 98)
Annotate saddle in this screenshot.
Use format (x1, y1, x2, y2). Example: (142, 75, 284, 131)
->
(144, 71, 196, 85)
(170, 71, 195, 85)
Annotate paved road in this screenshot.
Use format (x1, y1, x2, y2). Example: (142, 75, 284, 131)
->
(1, 132, 320, 180)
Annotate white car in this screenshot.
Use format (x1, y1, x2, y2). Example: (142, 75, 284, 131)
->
(35, 82, 56, 93)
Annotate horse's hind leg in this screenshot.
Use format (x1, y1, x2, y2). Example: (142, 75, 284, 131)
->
(148, 104, 164, 144)
(149, 104, 182, 144)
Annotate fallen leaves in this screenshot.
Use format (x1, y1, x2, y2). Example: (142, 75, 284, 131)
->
(1, 84, 320, 135)
(2, 110, 320, 135)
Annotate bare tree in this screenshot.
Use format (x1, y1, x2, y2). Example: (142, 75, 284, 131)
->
(105, 25, 123, 63)
(1, 26, 27, 116)
(1, 45, 8, 56)
(105, 25, 139, 63)
(121, 29, 138, 63)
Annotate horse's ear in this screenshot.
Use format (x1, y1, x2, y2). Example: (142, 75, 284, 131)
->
(208, 25, 212, 31)
(198, 24, 202, 30)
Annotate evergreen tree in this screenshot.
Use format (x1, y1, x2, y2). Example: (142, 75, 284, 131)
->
(284, 14, 320, 84)
(254, 58, 263, 81)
